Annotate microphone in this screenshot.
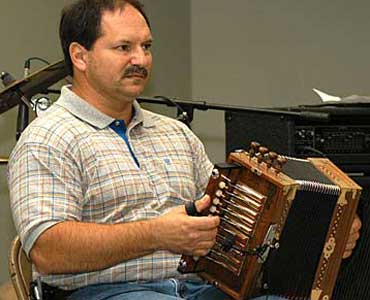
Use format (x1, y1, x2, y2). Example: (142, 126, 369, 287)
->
(0, 72, 32, 108)
(1, 72, 32, 140)
(1, 71, 16, 86)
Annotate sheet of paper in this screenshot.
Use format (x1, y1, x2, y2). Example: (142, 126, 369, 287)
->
(312, 88, 341, 102)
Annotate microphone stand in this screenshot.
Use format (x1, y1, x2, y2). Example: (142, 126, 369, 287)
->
(43, 92, 332, 126)
(15, 67, 31, 140)
(137, 96, 331, 127)
(0, 71, 32, 141)
(43, 92, 332, 127)
(15, 100, 29, 140)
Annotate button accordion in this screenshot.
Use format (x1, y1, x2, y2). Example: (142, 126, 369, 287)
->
(178, 143, 361, 300)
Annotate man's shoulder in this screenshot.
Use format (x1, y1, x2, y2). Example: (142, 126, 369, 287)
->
(143, 109, 191, 133)
(141, 109, 207, 150)
(16, 103, 91, 149)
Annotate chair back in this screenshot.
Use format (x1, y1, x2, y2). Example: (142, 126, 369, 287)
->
(8, 236, 32, 300)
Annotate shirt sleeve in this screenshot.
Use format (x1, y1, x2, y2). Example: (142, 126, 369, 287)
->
(183, 127, 214, 199)
(8, 142, 84, 256)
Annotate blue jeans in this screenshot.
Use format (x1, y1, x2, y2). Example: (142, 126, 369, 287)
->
(68, 279, 286, 300)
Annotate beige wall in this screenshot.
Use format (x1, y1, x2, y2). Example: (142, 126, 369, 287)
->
(2, 0, 370, 286)
(191, 0, 370, 162)
(0, 0, 191, 284)
(0, 0, 66, 284)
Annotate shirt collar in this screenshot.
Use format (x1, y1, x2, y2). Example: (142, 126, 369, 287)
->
(131, 99, 155, 129)
(56, 85, 155, 129)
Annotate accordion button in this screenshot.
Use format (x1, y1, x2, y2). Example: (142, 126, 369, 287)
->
(218, 181, 227, 189)
(212, 198, 220, 205)
(211, 168, 220, 179)
(215, 190, 223, 197)
(209, 206, 217, 214)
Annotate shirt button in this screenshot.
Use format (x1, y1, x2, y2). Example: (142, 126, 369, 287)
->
(115, 120, 120, 127)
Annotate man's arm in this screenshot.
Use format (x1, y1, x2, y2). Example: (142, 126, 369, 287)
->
(31, 195, 219, 275)
(30, 197, 361, 274)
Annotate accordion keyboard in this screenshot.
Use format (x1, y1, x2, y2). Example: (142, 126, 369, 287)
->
(206, 172, 267, 275)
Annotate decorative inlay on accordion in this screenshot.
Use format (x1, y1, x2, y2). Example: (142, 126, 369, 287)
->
(178, 146, 361, 300)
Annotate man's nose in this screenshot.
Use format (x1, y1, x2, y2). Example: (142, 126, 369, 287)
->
(129, 47, 148, 66)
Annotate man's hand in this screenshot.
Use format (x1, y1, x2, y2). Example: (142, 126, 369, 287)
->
(154, 195, 219, 257)
(343, 214, 362, 259)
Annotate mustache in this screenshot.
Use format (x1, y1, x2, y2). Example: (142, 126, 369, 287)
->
(123, 65, 148, 78)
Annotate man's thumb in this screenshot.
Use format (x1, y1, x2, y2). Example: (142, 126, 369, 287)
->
(195, 194, 211, 213)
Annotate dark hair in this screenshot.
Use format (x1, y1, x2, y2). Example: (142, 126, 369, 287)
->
(59, 0, 150, 75)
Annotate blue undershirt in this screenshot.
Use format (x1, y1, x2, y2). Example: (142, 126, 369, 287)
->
(109, 120, 140, 168)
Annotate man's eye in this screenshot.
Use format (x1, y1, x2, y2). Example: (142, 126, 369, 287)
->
(143, 43, 152, 51)
(117, 45, 130, 51)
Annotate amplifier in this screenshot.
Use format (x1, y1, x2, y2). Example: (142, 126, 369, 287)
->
(293, 125, 370, 172)
(294, 125, 370, 154)
(225, 104, 370, 174)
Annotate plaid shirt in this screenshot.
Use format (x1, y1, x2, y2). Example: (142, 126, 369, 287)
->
(8, 86, 213, 290)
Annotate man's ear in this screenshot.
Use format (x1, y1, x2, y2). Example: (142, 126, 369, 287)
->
(69, 42, 89, 72)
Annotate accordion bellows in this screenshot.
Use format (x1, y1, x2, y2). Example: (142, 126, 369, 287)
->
(178, 150, 361, 300)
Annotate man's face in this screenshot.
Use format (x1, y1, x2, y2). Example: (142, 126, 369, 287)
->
(85, 4, 153, 102)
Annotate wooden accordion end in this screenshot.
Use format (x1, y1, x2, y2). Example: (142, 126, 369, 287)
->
(178, 143, 361, 300)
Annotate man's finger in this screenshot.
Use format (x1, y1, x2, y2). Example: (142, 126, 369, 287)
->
(343, 251, 352, 259)
(190, 215, 220, 230)
(351, 215, 362, 234)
